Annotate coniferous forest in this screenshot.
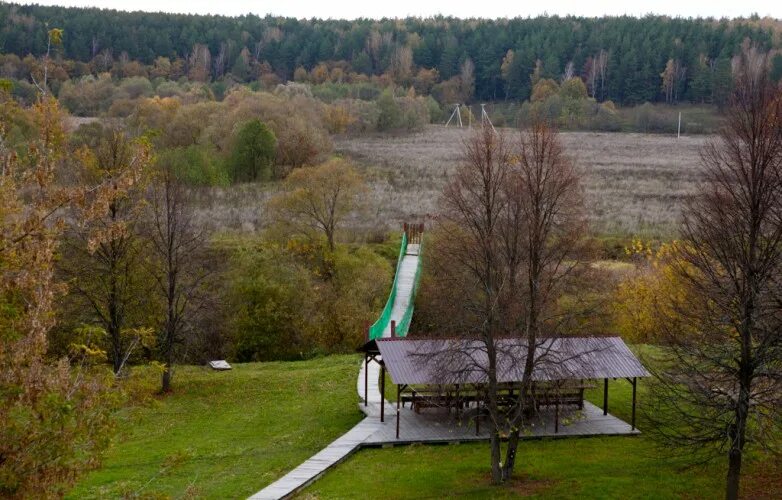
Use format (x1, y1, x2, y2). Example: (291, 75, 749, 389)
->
(2, 3, 782, 105)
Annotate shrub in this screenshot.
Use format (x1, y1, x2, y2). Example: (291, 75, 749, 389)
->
(587, 101, 623, 131)
(229, 245, 317, 361)
(229, 119, 277, 182)
(376, 89, 403, 131)
(159, 145, 230, 187)
(119, 76, 153, 99)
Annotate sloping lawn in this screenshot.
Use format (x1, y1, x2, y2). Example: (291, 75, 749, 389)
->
(69, 355, 363, 498)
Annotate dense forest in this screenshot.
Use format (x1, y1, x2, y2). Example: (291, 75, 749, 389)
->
(2, 4, 782, 106)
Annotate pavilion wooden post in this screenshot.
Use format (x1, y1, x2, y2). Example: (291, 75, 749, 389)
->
(475, 385, 481, 436)
(364, 355, 369, 406)
(396, 384, 401, 439)
(363, 321, 370, 406)
(555, 399, 560, 433)
(380, 361, 386, 422)
(603, 378, 609, 415)
(391, 320, 396, 338)
(631, 377, 637, 430)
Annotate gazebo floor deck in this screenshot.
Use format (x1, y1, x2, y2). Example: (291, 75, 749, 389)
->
(360, 400, 639, 445)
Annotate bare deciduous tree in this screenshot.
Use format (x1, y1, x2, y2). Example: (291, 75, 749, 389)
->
(148, 164, 209, 393)
(429, 121, 585, 484)
(647, 47, 782, 500)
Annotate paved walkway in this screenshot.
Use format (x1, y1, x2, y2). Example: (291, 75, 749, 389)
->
(248, 417, 383, 500)
(384, 243, 419, 336)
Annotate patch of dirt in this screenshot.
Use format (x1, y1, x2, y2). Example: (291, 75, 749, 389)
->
(743, 463, 782, 499)
(484, 472, 559, 497)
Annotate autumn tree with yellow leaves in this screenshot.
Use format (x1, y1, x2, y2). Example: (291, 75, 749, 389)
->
(0, 93, 142, 495)
(613, 239, 693, 343)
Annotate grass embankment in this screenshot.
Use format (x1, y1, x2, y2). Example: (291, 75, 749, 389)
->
(70, 355, 363, 498)
(312, 348, 778, 499)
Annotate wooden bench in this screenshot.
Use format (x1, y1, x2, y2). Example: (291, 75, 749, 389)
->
(402, 390, 480, 413)
(533, 388, 585, 410)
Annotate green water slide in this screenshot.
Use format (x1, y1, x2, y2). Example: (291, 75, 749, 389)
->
(368, 226, 424, 340)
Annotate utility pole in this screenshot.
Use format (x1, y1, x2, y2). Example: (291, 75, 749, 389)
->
(677, 111, 682, 139)
(445, 104, 463, 127)
(480, 104, 496, 134)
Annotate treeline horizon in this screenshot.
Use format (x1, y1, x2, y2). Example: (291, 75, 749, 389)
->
(2, 3, 782, 106)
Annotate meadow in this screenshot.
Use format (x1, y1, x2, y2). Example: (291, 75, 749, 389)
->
(186, 126, 709, 237)
(336, 126, 710, 237)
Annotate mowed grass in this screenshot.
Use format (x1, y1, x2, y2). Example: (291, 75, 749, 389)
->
(301, 437, 722, 499)
(305, 348, 779, 499)
(70, 355, 363, 499)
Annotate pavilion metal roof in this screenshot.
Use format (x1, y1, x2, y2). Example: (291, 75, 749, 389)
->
(376, 336, 649, 386)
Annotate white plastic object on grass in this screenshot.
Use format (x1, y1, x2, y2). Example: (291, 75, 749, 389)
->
(208, 360, 232, 370)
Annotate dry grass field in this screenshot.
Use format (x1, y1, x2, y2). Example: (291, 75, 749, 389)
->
(189, 126, 710, 237)
(336, 125, 711, 237)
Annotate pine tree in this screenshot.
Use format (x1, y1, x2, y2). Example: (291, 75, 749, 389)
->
(712, 57, 733, 108)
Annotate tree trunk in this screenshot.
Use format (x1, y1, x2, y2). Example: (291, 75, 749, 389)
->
(161, 364, 172, 393)
(110, 324, 122, 375)
(490, 431, 503, 485)
(725, 376, 750, 499)
(502, 429, 520, 480)
(725, 445, 742, 500)
(161, 321, 174, 393)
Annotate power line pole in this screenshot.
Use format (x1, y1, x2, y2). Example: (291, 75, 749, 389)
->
(480, 104, 496, 134)
(677, 111, 682, 139)
(445, 104, 463, 127)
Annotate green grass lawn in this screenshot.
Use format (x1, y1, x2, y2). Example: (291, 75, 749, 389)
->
(300, 437, 723, 499)
(313, 376, 724, 499)
(69, 355, 363, 499)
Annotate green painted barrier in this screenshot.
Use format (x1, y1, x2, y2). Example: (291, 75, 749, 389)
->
(367, 230, 424, 341)
(368, 232, 407, 340)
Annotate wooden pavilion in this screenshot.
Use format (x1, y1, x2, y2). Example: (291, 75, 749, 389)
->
(360, 336, 649, 439)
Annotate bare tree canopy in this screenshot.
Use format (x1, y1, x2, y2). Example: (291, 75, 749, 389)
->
(647, 46, 782, 500)
(428, 121, 586, 483)
(148, 163, 210, 393)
